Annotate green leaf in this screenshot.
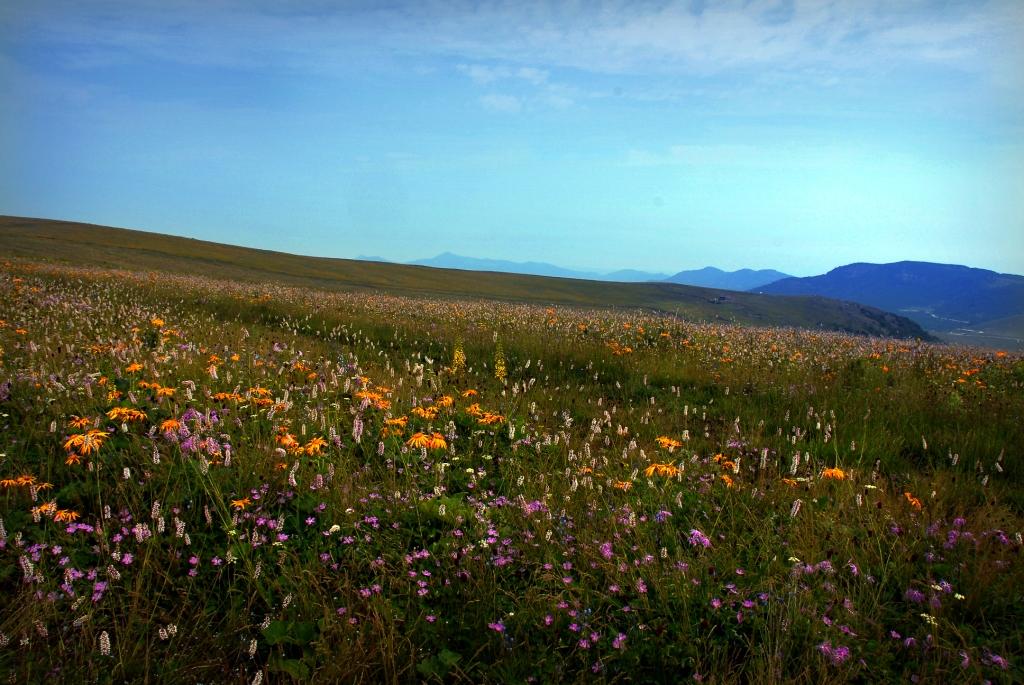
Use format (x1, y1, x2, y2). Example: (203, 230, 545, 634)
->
(262, 620, 317, 646)
(269, 656, 311, 680)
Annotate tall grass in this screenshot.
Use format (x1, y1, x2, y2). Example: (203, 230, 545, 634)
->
(0, 260, 1020, 683)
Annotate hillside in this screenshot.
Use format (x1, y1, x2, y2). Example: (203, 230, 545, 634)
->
(754, 261, 1024, 342)
(0, 216, 932, 340)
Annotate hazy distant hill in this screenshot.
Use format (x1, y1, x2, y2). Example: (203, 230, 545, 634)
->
(605, 269, 670, 282)
(755, 261, 1024, 338)
(408, 253, 668, 282)
(409, 252, 599, 279)
(0, 216, 932, 340)
(667, 267, 792, 291)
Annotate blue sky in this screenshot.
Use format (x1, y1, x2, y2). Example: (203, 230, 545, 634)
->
(1, 0, 1022, 276)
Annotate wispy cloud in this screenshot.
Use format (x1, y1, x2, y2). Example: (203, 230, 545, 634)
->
(458, 64, 548, 85)
(6, 1, 1021, 87)
(479, 93, 522, 113)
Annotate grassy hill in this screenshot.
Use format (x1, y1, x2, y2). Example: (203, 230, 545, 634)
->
(0, 215, 933, 340)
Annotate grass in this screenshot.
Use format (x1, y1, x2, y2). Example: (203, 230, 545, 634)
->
(0, 215, 934, 340)
(0, 257, 1021, 684)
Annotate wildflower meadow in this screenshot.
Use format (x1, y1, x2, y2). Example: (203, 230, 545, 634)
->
(1, 260, 1021, 683)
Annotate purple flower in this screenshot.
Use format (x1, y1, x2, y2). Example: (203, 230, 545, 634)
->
(818, 641, 851, 665)
(983, 651, 1009, 670)
(688, 529, 711, 548)
(612, 633, 627, 649)
(487, 621, 505, 633)
(905, 588, 926, 604)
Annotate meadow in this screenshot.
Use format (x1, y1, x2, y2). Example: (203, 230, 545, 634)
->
(1, 259, 1021, 683)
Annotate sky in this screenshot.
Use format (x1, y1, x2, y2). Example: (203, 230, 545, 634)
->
(1, 0, 1022, 277)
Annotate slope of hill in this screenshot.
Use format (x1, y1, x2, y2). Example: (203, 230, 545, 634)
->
(754, 262, 1024, 341)
(0, 216, 933, 339)
(667, 266, 792, 290)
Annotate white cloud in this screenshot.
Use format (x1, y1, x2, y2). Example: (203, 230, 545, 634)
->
(479, 93, 521, 113)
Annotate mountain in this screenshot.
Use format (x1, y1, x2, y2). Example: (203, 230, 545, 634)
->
(408, 252, 598, 279)
(0, 215, 932, 340)
(604, 269, 670, 282)
(666, 267, 792, 290)
(754, 261, 1024, 340)
(408, 253, 668, 282)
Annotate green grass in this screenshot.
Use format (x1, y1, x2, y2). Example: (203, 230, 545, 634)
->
(0, 215, 934, 340)
(0, 255, 1020, 684)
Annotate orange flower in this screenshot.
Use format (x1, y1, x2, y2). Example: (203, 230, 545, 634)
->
(54, 509, 80, 523)
(822, 467, 846, 481)
(461, 389, 478, 397)
(68, 415, 92, 429)
(643, 463, 680, 478)
(107, 407, 147, 422)
(406, 432, 432, 449)
(303, 437, 327, 455)
(720, 474, 735, 488)
(160, 418, 181, 433)
(212, 392, 242, 402)
(125, 363, 144, 373)
(63, 429, 108, 456)
(407, 432, 447, 450)
(655, 436, 682, 451)
(231, 497, 252, 510)
(155, 386, 176, 397)
(412, 406, 439, 420)
(32, 501, 57, 517)
(904, 492, 922, 511)
(613, 480, 633, 491)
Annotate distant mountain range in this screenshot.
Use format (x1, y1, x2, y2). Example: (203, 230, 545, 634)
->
(406, 253, 789, 289)
(407, 252, 631, 280)
(753, 261, 1024, 343)
(399, 253, 1023, 346)
(0, 216, 932, 341)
